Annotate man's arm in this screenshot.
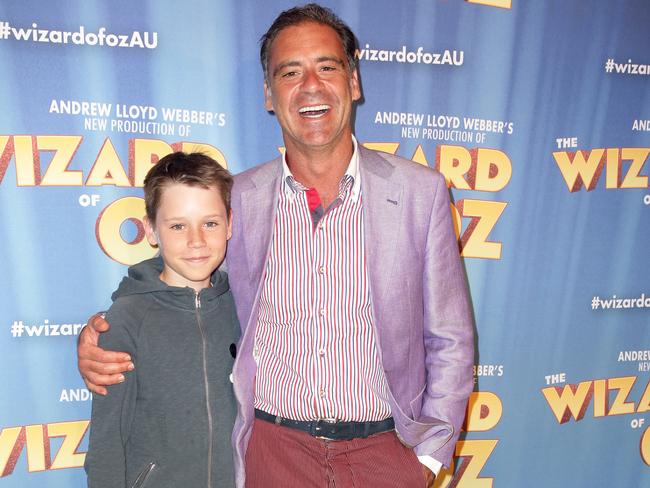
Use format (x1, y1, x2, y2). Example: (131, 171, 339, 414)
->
(78, 313, 134, 395)
(417, 171, 475, 465)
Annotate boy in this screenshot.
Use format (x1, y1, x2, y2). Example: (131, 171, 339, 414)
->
(85, 152, 239, 488)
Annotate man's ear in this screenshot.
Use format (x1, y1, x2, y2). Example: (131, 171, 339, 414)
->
(143, 216, 158, 247)
(264, 81, 274, 112)
(350, 68, 361, 102)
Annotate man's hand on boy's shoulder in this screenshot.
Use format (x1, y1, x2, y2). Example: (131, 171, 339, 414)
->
(77, 313, 134, 395)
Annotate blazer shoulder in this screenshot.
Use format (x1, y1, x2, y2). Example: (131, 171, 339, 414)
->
(233, 157, 282, 194)
(360, 146, 445, 187)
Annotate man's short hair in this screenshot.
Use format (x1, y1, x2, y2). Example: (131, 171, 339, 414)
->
(260, 3, 358, 82)
(143, 152, 233, 223)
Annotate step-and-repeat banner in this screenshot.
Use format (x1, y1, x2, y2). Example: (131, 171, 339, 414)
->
(1, 0, 648, 486)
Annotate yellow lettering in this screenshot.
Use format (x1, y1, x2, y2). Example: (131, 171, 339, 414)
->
(1, 136, 234, 188)
(553, 149, 605, 192)
(466, 0, 511, 9)
(637, 380, 650, 413)
(593, 379, 607, 418)
(86, 138, 130, 186)
(130, 138, 173, 187)
(450, 203, 462, 241)
(362, 142, 400, 155)
(605, 148, 621, 188)
(0, 426, 23, 477)
(13, 136, 40, 186)
(0, 136, 13, 184)
(542, 381, 593, 423)
(38, 136, 83, 186)
(641, 426, 650, 466)
(464, 391, 502, 432)
(473, 148, 511, 192)
(433, 456, 455, 488)
(620, 147, 649, 189)
(410, 144, 428, 166)
(435, 393, 501, 488)
(608, 376, 636, 416)
(456, 199, 507, 259)
(48, 420, 89, 470)
(450, 439, 497, 487)
(96, 197, 156, 265)
(25, 424, 48, 472)
(436, 145, 472, 190)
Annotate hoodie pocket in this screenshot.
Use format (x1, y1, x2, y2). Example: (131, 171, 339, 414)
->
(131, 461, 156, 488)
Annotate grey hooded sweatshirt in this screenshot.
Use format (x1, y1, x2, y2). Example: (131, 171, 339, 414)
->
(85, 257, 239, 488)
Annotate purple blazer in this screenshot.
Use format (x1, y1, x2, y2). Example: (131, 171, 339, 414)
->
(227, 146, 474, 487)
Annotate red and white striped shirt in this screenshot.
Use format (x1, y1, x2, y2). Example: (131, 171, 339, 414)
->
(253, 140, 391, 422)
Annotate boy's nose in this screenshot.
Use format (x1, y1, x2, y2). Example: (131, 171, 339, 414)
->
(188, 228, 206, 247)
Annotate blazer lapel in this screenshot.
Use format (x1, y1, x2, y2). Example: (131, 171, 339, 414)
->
(240, 158, 282, 284)
(359, 147, 404, 304)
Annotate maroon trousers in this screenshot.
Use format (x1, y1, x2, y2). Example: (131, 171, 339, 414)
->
(245, 418, 427, 487)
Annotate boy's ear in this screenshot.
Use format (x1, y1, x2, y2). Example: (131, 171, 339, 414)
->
(226, 209, 233, 240)
(143, 216, 158, 247)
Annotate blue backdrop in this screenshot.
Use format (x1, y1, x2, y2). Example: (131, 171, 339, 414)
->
(1, 1, 649, 486)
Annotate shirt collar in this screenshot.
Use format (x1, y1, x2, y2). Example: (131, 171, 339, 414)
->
(281, 135, 361, 202)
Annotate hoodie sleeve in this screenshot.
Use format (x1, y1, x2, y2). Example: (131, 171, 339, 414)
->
(84, 300, 139, 488)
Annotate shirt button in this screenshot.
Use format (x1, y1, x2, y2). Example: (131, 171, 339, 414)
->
(319, 309, 326, 316)
(318, 348, 325, 357)
(318, 266, 325, 275)
(319, 389, 326, 398)
(317, 221, 324, 230)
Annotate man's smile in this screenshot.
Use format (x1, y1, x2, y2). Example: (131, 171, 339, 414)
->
(298, 104, 331, 117)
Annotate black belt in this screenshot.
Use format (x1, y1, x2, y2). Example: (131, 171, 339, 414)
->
(254, 409, 395, 440)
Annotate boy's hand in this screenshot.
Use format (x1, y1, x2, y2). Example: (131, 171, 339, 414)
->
(77, 313, 134, 395)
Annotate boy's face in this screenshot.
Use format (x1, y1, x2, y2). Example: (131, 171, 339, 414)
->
(143, 183, 232, 292)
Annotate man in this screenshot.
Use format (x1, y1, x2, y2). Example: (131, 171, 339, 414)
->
(78, 4, 474, 487)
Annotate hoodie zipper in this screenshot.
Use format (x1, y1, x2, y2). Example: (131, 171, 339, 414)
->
(131, 461, 156, 488)
(195, 291, 213, 488)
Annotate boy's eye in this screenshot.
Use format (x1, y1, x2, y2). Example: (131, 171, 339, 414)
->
(170, 224, 184, 231)
(205, 221, 219, 228)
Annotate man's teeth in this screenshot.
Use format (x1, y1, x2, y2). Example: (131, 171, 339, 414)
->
(299, 105, 330, 115)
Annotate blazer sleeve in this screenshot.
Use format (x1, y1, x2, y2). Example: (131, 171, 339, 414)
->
(415, 171, 475, 465)
(84, 302, 139, 488)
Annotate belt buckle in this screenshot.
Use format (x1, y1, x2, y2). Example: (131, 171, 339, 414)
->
(314, 417, 339, 440)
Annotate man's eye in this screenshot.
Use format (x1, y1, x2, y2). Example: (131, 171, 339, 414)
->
(170, 224, 184, 231)
(321, 65, 336, 71)
(205, 221, 219, 228)
(282, 70, 298, 78)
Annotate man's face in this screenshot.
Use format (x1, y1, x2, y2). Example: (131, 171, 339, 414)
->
(144, 183, 232, 292)
(263, 21, 361, 155)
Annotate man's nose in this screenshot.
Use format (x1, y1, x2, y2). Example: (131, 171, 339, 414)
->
(301, 68, 323, 92)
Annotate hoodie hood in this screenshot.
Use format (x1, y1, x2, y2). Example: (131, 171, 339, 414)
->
(111, 257, 230, 310)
